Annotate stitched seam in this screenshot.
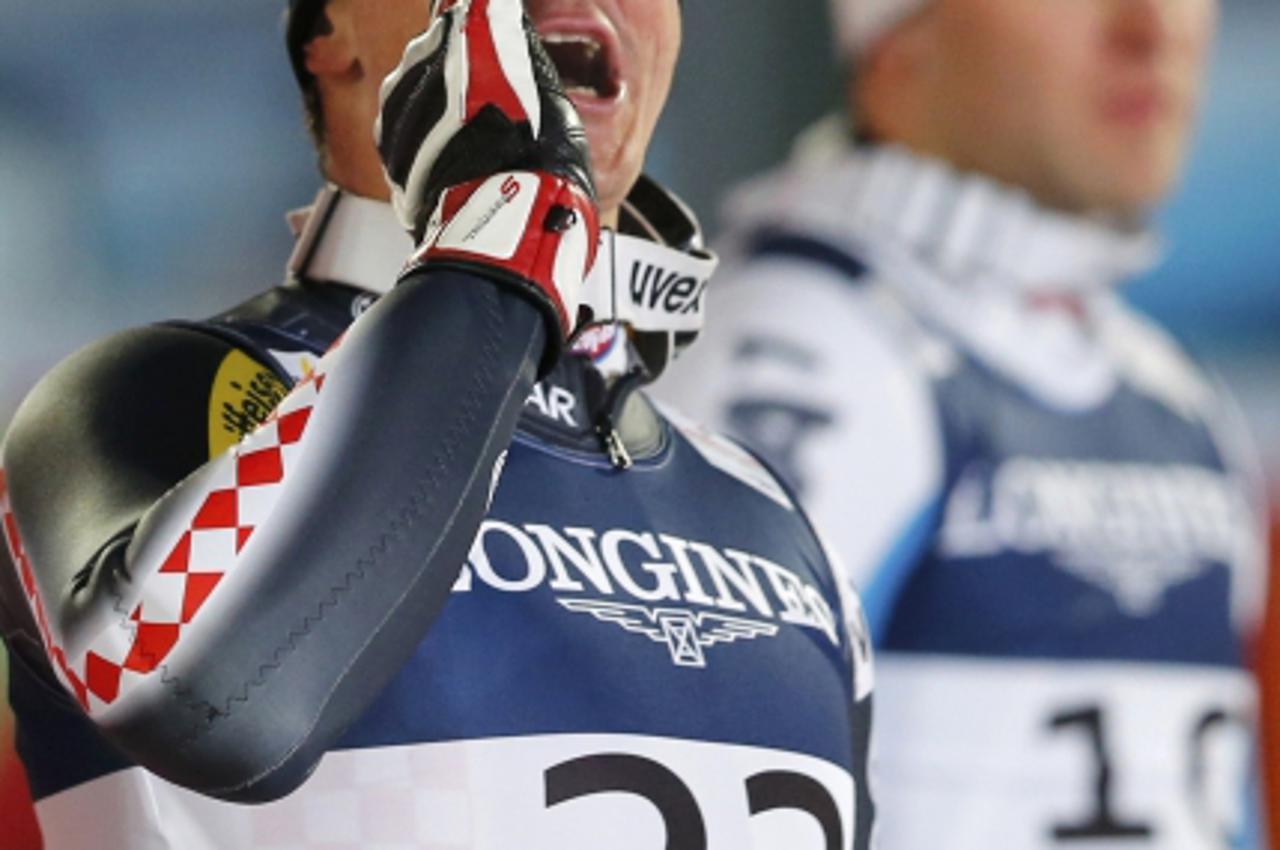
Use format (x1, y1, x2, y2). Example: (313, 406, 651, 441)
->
(154, 288, 516, 765)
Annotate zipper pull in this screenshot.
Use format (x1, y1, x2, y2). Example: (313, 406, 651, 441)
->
(583, 358, 647, 472)
(597, 418, 633, 471)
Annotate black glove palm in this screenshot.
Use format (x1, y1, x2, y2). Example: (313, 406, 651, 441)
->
(378, 0, 595, 242)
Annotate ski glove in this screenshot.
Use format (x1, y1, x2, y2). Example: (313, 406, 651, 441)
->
(378, 0, 600, 364)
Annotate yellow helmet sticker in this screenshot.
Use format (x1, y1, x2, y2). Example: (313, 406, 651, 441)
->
(208, 350, 290, 457)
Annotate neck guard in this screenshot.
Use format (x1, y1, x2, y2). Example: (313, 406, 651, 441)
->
(730, 123, 1161, 296)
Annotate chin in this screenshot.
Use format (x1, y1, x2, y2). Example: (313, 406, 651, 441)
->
(1077, 168, 1174, 217)
(583, 125, 642, 212)
(1069, 132, 1184, 215)
(1120, 153, 1184, 210)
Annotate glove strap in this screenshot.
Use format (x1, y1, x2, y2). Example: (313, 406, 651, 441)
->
(579, 230, 718, 336)
(408, 171, 600, 341)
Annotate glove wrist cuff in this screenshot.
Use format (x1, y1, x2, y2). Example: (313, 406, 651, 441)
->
(408, 171, 599, 342)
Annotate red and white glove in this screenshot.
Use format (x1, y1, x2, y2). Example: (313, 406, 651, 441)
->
(378, 0, 599, 354)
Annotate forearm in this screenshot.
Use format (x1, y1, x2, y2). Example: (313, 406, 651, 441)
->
(2, 270, 544, 801)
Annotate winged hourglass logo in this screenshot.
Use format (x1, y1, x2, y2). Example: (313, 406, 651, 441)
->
(559, 599, 780, 668)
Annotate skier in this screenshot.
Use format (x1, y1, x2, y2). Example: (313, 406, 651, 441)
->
(0, 0, 875, 847)
(661, 0, 1267, 845)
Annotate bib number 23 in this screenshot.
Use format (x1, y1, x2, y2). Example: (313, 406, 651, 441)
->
(545, 753, 846, 850)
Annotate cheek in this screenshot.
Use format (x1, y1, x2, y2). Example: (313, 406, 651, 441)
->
(955, 1, 1093, 84)
(981, 3, 1097, 131)
(362, 3, 433, 81)
(642, 43, 678, 121)
(635, 1, 680, 103)
(624, 9, 679, 149)
(1173, 0, 1218, 71)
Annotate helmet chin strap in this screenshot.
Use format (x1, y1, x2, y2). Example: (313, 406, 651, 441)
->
(579, 229, 716, 337)
(573, 228, 719, 380)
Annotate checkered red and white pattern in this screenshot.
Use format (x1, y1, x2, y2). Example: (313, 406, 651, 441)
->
(0, 467, 81, 705)
(0, 367, 329, 716)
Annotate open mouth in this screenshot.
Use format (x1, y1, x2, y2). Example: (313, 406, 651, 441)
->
(542, 34, 622, 101)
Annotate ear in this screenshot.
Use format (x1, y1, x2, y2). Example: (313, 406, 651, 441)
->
(304, 5, 358, 80)
(855, 11, 936, 143)
(865, 12, 932, 87)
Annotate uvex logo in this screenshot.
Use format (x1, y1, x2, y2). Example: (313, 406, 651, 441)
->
(629, 261, 707, 316)
(453, 521, 840, 666)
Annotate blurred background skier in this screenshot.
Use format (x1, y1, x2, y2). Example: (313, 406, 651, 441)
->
(660, 0, 1271, 845)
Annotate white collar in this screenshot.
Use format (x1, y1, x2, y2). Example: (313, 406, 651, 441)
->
(725, 123, 1200, 413)
(287, 186, 411, 294)
(733, 121, 1162, 295)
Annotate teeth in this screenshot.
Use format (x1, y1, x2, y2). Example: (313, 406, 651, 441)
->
(542, 33, 602, 60)
(541, 31, 617, 100)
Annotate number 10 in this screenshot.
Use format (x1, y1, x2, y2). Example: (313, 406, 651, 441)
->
(1047, 702, 1246, 844)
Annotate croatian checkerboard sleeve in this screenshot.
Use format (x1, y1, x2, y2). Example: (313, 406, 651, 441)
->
(0, 270, 546, 802)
